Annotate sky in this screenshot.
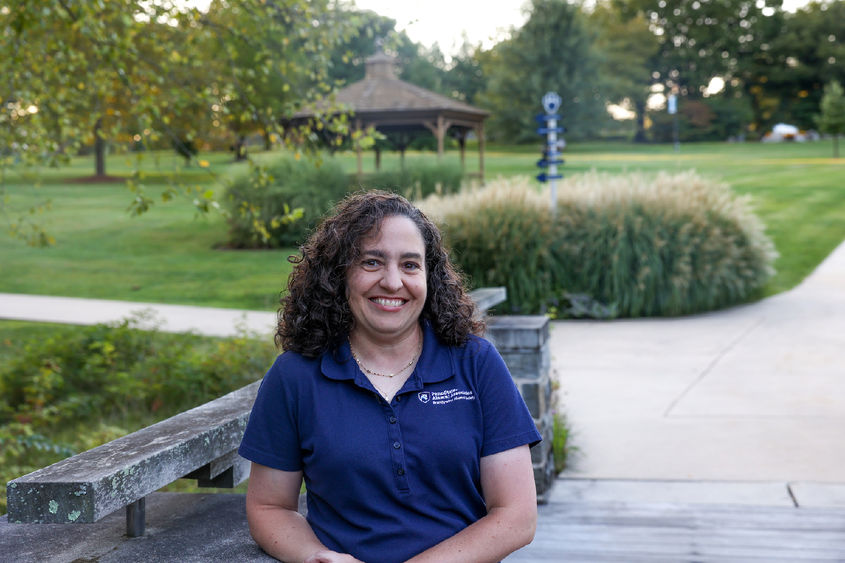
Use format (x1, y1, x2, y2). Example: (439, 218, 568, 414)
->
(351, 0, 527, 59)
(353, 0, 814, 60)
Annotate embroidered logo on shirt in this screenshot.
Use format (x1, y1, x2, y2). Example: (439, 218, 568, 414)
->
(420, 388, 476, 405)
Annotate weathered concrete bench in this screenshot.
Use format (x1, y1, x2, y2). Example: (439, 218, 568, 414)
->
(6, 381, 258, 536)
(6, 287, 542, 539)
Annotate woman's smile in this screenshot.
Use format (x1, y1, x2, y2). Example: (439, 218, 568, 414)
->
(370, 297, 408, 308)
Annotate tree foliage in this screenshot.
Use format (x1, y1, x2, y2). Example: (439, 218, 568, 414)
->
(817, 80, 845, 157)
(1, 0, 357, 244)
(587, 3, 659, 141)
(743, 1, 845, 133)
(479, 0, 606, 142)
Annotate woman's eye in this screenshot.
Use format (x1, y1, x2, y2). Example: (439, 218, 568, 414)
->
(404, 262, 420, 270)
(363, 259, 380, 267)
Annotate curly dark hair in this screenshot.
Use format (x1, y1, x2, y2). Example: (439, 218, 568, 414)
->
(277, 190, 484, 357)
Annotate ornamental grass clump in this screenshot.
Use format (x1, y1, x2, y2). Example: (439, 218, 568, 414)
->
(420, 171, 777, 317)
(419, 178, 562, 313)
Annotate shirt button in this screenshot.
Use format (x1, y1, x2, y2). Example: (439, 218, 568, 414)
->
(393, 441, 401, 449)
(397, 468, 405, 476)
(389, 416, 397, 424)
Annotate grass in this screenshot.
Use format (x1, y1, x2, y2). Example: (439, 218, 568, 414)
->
(2, 182, 292, 310)
(2, 140, 843, 308)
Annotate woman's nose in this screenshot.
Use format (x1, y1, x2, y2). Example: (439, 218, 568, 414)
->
(380, 264, 403, 291)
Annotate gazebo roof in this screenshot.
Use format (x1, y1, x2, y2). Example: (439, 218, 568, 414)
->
(294, 52, 489, 121)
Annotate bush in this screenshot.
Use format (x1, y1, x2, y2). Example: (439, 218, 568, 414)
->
(360, 161, 464, 200)
(420, 180, 561, 313)
(223, 155, 350, 248)
(0, 316, 277, 513)
(419, 172, 777, 316)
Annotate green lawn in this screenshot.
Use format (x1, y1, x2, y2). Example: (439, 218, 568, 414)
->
(2, 140, 843, 308)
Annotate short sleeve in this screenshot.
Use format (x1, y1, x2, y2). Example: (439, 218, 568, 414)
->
(475, 340, 542, 457)
(238, 355, 303, 471)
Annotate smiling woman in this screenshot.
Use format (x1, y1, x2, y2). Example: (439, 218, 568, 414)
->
(238, 190, 541, 563)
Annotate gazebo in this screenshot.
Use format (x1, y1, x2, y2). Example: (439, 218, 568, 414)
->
(290, 51, 490, 181)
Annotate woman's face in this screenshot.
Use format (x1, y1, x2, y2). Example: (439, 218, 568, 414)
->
(346, 215, 427, 345)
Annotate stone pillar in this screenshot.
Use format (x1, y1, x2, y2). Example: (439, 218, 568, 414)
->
(486, 316, 555, 503)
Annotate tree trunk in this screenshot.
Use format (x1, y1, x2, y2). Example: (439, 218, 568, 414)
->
(233, 136, 248, 161)
(633, 98, 647, 143)
(94, 118, 106, 176)
(835, 135, 840, 159)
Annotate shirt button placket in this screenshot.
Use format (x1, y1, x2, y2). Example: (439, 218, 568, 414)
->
(386, 405, 409, 491)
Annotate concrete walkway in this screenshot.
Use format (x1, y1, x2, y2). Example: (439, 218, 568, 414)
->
(2, 239, 845, 508)
(552, 238, 845, 507)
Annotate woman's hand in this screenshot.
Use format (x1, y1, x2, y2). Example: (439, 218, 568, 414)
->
(304, 550, 365, 563)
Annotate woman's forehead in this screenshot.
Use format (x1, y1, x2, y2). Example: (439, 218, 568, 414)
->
(359, 216, 425, 246)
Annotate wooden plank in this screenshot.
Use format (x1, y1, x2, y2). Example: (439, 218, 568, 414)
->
(5, 381, 260, 524)
(506, 501, 845, 562)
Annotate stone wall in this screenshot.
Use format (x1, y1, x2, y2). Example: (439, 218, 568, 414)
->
(487, 316, 555, 502)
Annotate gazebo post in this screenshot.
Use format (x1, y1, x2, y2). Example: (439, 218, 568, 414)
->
(436, 115, 445, 160)
(477, 122, 486, 184)
(458, 132, 467, 171)
(355, 119, 363, 179)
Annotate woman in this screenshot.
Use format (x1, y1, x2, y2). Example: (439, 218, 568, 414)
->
(239, 191, 541, 563)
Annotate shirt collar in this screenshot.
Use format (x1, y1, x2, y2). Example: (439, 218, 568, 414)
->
(320, 321, 454, 385)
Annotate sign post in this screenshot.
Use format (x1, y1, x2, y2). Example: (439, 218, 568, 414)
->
(536, 91, 564, 216)
(668, 93, 679, 152)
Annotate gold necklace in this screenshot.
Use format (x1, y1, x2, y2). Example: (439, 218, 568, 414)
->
(350, 340, 422, 378)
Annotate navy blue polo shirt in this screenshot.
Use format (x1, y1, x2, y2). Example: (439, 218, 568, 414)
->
(238, 322, 541, 563)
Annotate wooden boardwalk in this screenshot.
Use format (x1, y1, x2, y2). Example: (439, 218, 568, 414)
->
(507, 500, 845, 562)
(3, 489, 844, 561)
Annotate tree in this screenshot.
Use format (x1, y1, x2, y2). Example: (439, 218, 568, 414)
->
(745, 1, 845, 132)
(618, 0, 784, 97)
(1, 0, 357, 244)
(443, 39, 488, 105)
(326, 10, 399, 86)
(587, 2, 659, 141)
(817, 81, 845, 157)
(479, 0, 605, 143)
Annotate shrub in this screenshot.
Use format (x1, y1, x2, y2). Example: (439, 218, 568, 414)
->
(419, 172, 777, 317)
(0, 316, 277, 513)
(419, 179, 561, 314)
(359, 161, 464, 200)
(223, 155, 350, 248)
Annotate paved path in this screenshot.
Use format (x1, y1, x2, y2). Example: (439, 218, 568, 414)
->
(551, 238, 845, 504)
(2, 239, 845, 508)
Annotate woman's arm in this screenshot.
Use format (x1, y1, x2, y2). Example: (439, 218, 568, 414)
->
(406, 444, 537, 563)
(245, 462, 362, 563)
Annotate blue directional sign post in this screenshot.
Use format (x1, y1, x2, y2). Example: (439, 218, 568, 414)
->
(668, 93, 680, 152)
(536, 91, 564, 215)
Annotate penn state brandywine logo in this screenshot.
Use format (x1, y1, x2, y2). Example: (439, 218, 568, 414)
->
(418, 392, 431, 404)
